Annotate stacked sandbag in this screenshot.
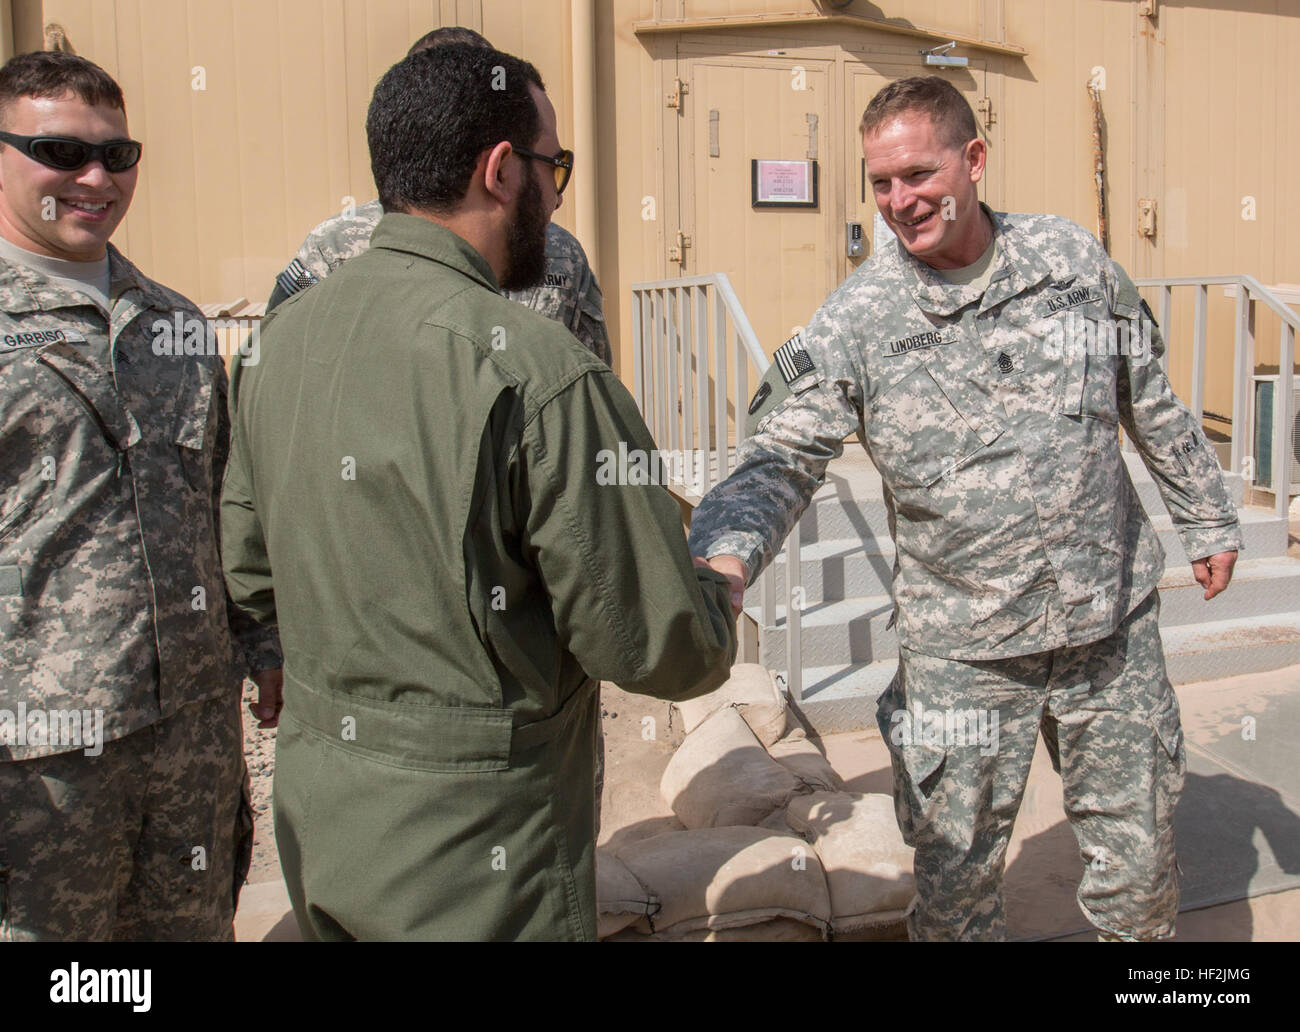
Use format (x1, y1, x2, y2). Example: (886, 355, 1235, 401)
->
(606, 826, 832, 941)
(660, 705, 804, 828)
(595, 849, 659, 939)
(598, 665, 914, 941)
(767, 727, 843, 792)
(671, 663, 788, 746)
(784, 791, 915, 936)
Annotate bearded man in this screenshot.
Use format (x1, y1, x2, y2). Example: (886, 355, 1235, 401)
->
(220, 43, 736, 940)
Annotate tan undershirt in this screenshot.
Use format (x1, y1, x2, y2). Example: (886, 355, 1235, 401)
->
(935, 232, 998, 295)
(0, 235, 112, 315)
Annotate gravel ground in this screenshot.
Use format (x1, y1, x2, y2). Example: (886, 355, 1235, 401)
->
(240, 678, 281, 883)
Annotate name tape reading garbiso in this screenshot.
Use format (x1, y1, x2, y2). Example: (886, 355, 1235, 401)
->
(1, 327, 89, 351)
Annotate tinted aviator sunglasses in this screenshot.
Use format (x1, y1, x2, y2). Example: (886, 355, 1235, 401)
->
(0, 131, 142, 173)
(513, 146, 574, 195)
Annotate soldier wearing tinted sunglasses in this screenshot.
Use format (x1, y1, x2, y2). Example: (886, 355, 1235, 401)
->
(0, 50, 281, 942)
(0, 130, 142, 174)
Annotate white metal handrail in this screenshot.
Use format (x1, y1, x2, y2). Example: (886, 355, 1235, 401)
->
(1134, 275, 1297, 517)
(630, 274, 804, 701)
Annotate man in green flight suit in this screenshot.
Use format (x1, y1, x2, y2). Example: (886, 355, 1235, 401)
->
(220, 44, 736, 940)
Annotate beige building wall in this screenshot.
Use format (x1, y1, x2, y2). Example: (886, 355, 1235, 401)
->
(2, 0, 1294, 446)
(23, 0, 584, 309)
(607, 0, 1298, 455)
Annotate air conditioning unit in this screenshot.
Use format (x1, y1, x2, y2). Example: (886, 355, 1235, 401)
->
(1251, 376, 1300, 495)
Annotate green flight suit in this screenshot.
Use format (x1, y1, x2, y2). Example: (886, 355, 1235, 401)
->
(221, 213, 736, 940)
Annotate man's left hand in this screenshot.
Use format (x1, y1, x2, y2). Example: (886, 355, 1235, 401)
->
(1192, 550, 1238, 601)
(249, 667, 284, 728)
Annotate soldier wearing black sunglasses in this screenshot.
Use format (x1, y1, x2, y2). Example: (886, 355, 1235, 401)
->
(0, 49, 280, 943)
(0, 130, 142, 173)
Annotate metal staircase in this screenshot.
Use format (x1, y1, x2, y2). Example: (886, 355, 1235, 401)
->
(748, 449, 1300, 733)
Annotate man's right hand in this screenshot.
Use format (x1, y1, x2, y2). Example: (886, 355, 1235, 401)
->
(695, 554, 748, 618)
(249, 667, 284, 729)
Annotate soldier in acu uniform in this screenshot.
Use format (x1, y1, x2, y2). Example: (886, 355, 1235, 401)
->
(0, 51, 281, 940)
(222, 44, 735, 940)
(691, 76, 1241, 941)
(266, 27, 611, 369)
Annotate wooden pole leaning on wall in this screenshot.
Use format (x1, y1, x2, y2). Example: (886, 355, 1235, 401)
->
(570, 0, 598, 271)
(43, 21, 72, 52)
(1088, 81, 1108, 254)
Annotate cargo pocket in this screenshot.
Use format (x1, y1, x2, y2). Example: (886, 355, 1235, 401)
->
(232, 765, 255, 912)
(875, 672, 948, 841)
(174, 360, 215, 493)
(285, 671, 514, 773)
(1151, 688, 1187, 790)
(1059, 333, 1121, 424)
(865, 362, 1003, 490)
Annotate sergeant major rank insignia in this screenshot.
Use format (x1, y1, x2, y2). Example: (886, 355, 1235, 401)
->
(773, 333, 818, 389)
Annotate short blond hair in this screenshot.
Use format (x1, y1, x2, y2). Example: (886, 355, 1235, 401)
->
(860, 75, 978, 152)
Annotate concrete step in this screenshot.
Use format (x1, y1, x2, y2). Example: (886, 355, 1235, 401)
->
(753, 595, 897, 670)
(754, 555, 1300, 633)
(1157, 557, 1300, 627)
(1160, 611, 1300, 685)
(761, 508, 1290, 604)
(1149, 508, 1288, 565)
(793, 451, 1245, 543)
(781, 612, 1300, 736)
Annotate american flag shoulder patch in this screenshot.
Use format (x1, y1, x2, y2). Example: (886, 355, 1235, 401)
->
(275, 258, 318, 299)
(773, 333, 817, 387)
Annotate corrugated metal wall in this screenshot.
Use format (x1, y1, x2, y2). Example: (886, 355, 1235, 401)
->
(4, 0, 1295, 407)
(26, 0, 582, 309)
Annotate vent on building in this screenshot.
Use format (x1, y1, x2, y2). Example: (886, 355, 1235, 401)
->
(1252, 376, 1300, 495)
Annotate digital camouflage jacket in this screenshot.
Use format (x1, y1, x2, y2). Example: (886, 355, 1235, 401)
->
(0, 246, 280, 761)
(691, 206, 1243, 661)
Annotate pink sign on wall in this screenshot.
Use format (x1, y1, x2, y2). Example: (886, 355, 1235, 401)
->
(752, 159, 819, 208)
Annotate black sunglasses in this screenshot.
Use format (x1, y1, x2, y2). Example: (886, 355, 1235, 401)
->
(0, 131, 142, 173)
(513, 146, 573, 196)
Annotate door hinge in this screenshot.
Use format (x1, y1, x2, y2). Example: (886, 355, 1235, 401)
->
(668, 230, 691, 264)
(977, 97, 996, 129)
(667, 77, 688, 109)
(1138, 0, 1158, 20)
(1137, 198, 1157, 238)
